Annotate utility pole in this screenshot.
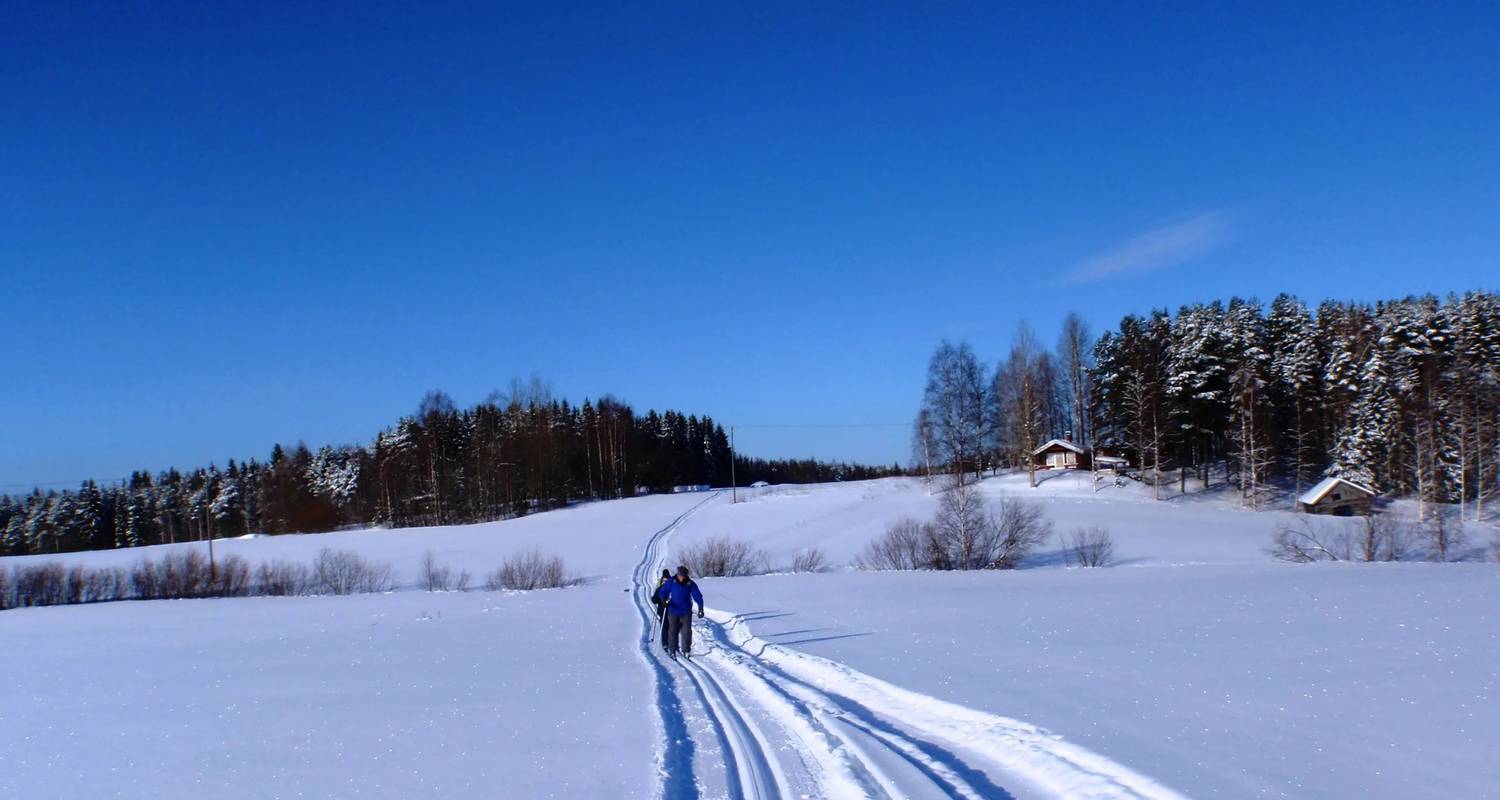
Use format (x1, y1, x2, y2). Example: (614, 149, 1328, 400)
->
(729, 426, 738, 504)
(205, 504, 217, 588)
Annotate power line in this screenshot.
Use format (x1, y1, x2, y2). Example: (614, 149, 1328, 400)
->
(0, 477, 128, 492)
(729, 423, 910, 430)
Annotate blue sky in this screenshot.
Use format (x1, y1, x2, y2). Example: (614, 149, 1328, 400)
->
(2, 3, 1497, 488)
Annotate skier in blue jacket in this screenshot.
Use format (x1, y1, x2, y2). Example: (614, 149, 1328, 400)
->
(652, 565, 704, 659)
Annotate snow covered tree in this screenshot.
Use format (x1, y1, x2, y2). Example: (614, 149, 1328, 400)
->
(1165, 302, 1231, 491)
(1224, 298, 1273, 507)
(1267, 294, 1323, 502)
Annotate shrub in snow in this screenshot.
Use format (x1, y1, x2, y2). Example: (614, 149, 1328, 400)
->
(131, 551, 216, 599)
(1063, 526, 1115, 568)
(1360, 512, 1419, 562)
(420, 550, 456, 592)
(313, 548, 396, 595)
(86, 567, 131, 603)
(856, 518, 929, 571)
(1270, 520, 1354, 562)
(930, 486, 1050, 570)
(12, 562, 68, 606)
(680, 536, 768, 577)
(790, 547, 829, 573)
(1273, 513, 1432, 564)
(213, 555, 253, 597)
(1421, 510, 1467, 562)
(987, 496, 1052, 569)
(253, 560, 312, 596)
(63, 564, 88, 604)
(486, 549, 575, 591)
(856, 492, 1050, 571)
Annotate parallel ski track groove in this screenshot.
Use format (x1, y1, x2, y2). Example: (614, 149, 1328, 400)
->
(634, 492, 785, 800)
(703, 617, 1012, 800)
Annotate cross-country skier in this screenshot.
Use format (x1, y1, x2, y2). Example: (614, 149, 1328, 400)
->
(652, 565, 704, 659)
(652, 568, 672, 650)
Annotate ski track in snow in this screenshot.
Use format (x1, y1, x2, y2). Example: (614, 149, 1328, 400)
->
(634, 491, 788, 800)
(636, 492, 1192, 800)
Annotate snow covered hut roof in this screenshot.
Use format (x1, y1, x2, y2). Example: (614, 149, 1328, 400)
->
(1298, 477, 1376, 506)
(1032, 438, 1085, 456)
(1094, 455, 1128, 465)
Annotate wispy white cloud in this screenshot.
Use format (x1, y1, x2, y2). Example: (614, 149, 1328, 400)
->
(1064, 211, 1234, 284)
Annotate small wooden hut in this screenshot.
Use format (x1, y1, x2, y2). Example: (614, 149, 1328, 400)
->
(1298, 477, 1376, 516)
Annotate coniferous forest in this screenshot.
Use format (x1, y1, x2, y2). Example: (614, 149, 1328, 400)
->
(1089, 292, 1499, 514)
(7, 290, 1498, 559)
(0, 385, 898, 557)
(923, 291, 1498, 516)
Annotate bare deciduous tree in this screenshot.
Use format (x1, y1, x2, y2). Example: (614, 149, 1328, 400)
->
(1000, 323, 1052, 489)
(921, 341, 989, 485)
(1058, 313, 1094, 447)
(870, 483, 1051, 570)
(931, 481, 993, 569)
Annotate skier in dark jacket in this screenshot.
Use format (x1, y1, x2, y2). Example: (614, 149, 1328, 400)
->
(652, 565, 704, 659)
(652, 568, 672, 650)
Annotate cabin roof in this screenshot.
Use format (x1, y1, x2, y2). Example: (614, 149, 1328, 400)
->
(1032, 438, 1085, 456)
(1298, 476, 1376, 506)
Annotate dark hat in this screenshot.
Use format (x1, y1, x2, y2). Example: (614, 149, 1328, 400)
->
(660, 568, 671, 578)
(676, 565, 690, 577)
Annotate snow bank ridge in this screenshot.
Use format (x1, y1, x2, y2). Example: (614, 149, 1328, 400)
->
(709, 609, 1190, 800)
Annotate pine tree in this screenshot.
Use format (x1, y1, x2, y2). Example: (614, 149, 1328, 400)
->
(1267, 294, 1323, 502)
(1225, 298, 1273, 507)
(1166, 302, 1231, 490)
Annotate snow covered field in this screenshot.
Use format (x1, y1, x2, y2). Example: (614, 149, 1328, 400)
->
(3, 475, 1497, 798)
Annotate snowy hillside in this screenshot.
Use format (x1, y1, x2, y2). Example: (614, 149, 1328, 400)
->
(3, 476, 1496, 798)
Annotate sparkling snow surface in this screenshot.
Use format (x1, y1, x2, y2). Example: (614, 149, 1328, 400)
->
(2, 475, 1496, 798)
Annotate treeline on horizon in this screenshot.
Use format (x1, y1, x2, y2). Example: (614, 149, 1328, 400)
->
(0, 382, 900, 557)
(920, 290, 1498, 517)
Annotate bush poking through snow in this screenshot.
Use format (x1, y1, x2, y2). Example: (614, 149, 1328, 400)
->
(216, 556, 254, 597)
(856, 493, 1051, 571)
(1064, 527, 1115, 567)
(680, 536, 768, 577)
(0, 549, 398, 611)
(420, 550, 456, 592)
(1274, 513, 1430, 564)
(1271, 520, 1353, 562)
(313, 548, 396, 595)
(254, 560, 313, 596)
(1421, 510, 1467, 562)
(790, 547, 830, 573)
(988, 497, 1052, 569)
(11, 562, 67, 606)
(487, 549, 575, 591)
(856, 518, 929, 571)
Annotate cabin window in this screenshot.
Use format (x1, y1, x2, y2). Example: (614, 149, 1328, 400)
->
(1331, 493, 1342, 501)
